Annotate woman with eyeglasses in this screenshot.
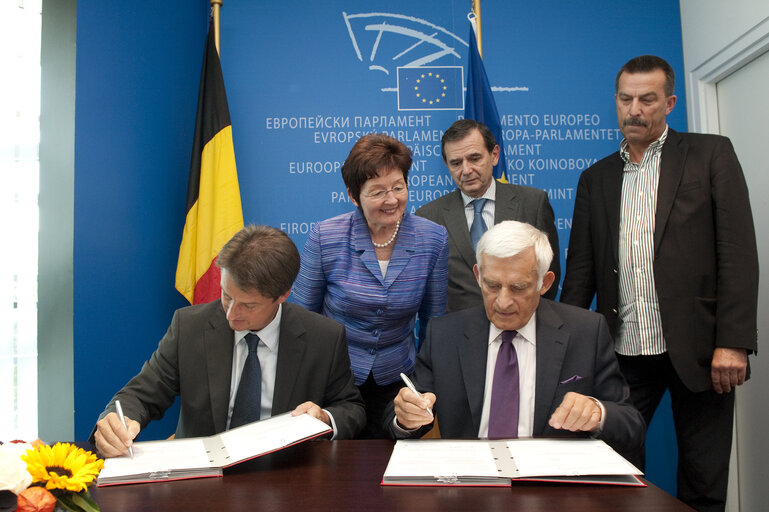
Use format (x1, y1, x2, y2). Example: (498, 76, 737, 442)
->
(292, 133, 448, 438)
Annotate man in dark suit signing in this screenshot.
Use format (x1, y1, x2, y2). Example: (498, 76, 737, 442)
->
(386, 221, 644, 460)
(560, 55, 758, 512)
(93, 225, 365, 456)
(416, 119, 560, 311)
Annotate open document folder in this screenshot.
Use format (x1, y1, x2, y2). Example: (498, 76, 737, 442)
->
(382, 438, 644, 487)
(96, 412, 331, 486)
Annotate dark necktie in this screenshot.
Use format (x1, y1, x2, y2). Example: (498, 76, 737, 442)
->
(488, 330, 519, 439)
(470, 198, 488, 250)
(230, 333, 262, 428)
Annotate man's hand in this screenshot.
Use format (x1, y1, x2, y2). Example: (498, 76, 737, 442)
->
(94, 412, 140, 458)
(393, 387, 436, 430)
(548, 392, 602, 432)
(292, 401, 330, 426)
(711, 347, 748, 394)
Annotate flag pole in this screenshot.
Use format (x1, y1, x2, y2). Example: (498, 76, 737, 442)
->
(472, 0, 482, 58)
(176, 8, 244, 304)
(465, 0, 507, 182)
(210, 0, 222, 55)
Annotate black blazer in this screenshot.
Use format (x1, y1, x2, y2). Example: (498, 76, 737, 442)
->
(416, 182, 560, 311)
(92, 301, 366, 440)
(386, 301, 645, 458)
(561, 129, 758, 392)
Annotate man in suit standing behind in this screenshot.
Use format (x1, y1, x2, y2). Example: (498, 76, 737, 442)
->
(92, 225, 365, 457)
(416, 119, 560, 311)
(386, 221, 644, 461)
(560, 55, 758, 512)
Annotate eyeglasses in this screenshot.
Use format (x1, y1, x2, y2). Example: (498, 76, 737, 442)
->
(363, 185, 408, 200)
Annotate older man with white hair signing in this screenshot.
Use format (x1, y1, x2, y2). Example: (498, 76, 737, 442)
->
(385, 221, 644, 461)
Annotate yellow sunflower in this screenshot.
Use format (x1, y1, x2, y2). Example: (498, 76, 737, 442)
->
(21, 443, 104, 493)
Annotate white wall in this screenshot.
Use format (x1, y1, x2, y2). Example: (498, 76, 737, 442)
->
(39, 0, 76, 442)
(680, 1, 769, 67)
(680, 0, 769, 133)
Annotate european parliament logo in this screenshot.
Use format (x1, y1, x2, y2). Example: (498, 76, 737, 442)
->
(397, 67, 463, 111)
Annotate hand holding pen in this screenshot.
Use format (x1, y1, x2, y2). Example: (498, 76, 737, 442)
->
(94, 400, 141, 458)
(115, 400, 134, 458)
(394, 373, 436, 430)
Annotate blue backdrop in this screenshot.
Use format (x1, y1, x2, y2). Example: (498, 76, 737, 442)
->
(73, 0, 684, 494)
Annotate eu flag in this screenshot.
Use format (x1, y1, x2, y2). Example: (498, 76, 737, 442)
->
(397, 66, 464, 111)
(464, 27, 507, 181)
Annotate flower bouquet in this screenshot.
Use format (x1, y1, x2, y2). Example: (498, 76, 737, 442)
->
(0, 441, 103, 512)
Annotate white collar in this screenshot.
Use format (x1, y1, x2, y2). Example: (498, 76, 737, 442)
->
(460, 178, 496, 207)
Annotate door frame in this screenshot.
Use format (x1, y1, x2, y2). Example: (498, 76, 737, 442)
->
(685, 17, 769, 133)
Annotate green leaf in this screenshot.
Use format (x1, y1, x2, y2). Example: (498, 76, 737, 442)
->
(73, 491, 100, 512)
(54, 494, 79, 512)
(55, 491, 100, 512)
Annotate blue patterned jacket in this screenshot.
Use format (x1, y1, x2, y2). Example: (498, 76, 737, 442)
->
(292, 210, 449, 385)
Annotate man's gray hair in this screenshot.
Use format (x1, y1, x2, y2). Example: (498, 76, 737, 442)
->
(475, 220, 554, 289)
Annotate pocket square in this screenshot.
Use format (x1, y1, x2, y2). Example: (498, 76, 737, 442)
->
(559, 375, 583, 384)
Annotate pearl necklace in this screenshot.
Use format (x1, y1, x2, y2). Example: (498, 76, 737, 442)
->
(372, 218, 401, 248)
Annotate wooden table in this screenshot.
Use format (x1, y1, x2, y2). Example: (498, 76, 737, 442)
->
(89, 439, 693, 511)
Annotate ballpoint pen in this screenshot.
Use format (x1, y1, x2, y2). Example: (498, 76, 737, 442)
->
(400, 373, 433, 418)
(114, 400, 135, 458)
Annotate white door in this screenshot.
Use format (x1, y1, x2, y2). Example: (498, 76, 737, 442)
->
(716, 48, 769, 512)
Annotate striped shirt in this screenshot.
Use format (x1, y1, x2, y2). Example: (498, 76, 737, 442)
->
(616, 126, 668, 355)
(292, 210, 449, 386)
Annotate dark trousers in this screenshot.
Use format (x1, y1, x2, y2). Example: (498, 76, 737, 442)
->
(616, 353, 735, 512)
(358, 373, 403, 439)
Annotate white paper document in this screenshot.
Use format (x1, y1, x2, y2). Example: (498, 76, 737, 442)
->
(217, 412, 327, 463)
(506, 439, 642, 477)
(383, 440, 500, 479)
(97, 412, 331, 486)
(382, 438, 643, 487)
(99, 438, 211, 476)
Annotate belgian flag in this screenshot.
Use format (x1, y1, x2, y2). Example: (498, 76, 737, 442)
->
(175, 23, 243, 304)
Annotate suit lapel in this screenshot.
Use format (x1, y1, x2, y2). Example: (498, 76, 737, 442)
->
(382, 215, 415, 288)
(493, 183, 520, 223)
(351, 210, 386, 285)
(457, 307, 492, 433)
(654, 129, 686, 253)
(533, 300, 569, 435)
(601, 154, 625, 263)
(204, 306, 236, 433)
(272, 304, 307, 414)
(442, 190, 477, 268)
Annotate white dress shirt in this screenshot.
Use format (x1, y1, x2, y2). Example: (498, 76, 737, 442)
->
(460, 179, 496, 232)
(225, 303, 338, 437)
(478, 313, 538, 438)
(394, 308, 606, 437)
(227, 303, 283, 428)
